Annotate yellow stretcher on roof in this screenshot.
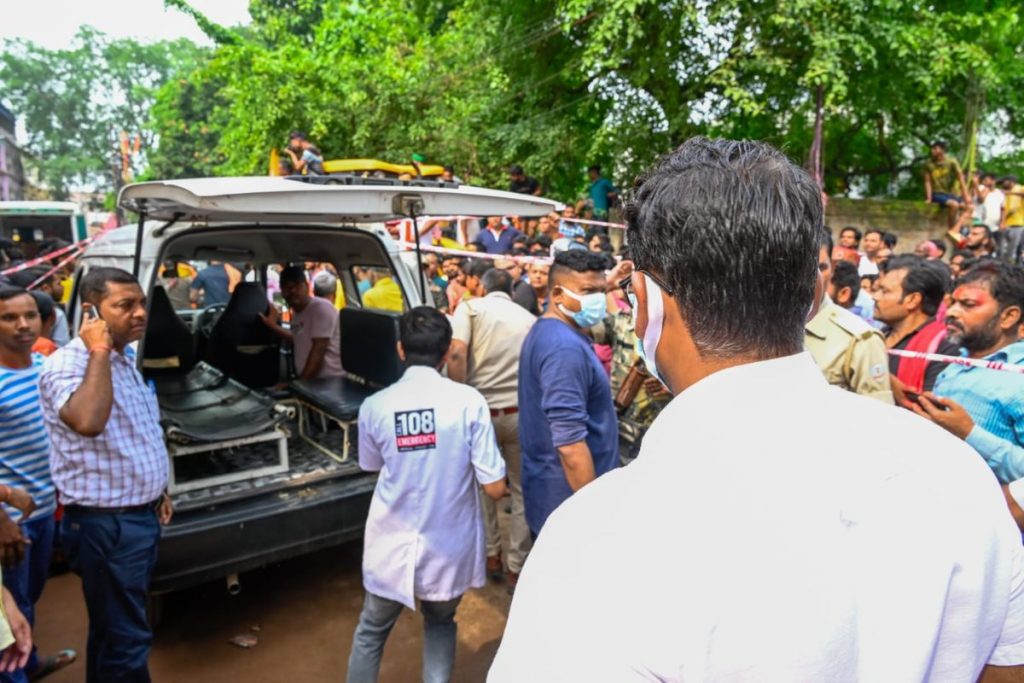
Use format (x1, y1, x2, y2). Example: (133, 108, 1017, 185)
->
(270, 150, 445, 178)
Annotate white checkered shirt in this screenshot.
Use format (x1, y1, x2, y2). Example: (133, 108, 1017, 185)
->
(39, 338, 168, 507)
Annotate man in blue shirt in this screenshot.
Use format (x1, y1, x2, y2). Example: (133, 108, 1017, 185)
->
(189, 262, 232, 307)
(518, 250, 618, 536)
(586, 165, 618, 220)
(474, 216, 523, 255)
(914, 261, 1024, 485)
(0, 286, 75, 681)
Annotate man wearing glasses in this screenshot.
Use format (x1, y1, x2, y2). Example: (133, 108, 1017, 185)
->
(491, 138, 1024, 682)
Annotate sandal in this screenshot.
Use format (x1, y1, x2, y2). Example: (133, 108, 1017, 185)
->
(29, 649, 76, 681)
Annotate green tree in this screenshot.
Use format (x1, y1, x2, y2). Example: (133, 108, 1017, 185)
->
(560, 0, 1024, 197)
(0, 26, 204, 198)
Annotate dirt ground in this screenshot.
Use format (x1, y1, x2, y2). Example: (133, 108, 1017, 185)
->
(32, 539, 513, 682)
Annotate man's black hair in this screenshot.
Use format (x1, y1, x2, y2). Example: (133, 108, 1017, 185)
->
(481, 268, 514, 295)
(289, 130, 307, 141)
(400, 306, 452, 367)
(5, 268, 46, 289)
(625, 137, 821, 359)
(463, 259, 491, 279)
(588, 164, 602, 174)
(279, 265, 307, 286)
(931, 140, 948, 151)
(883, 232, 898, 249)
(980, 171, 996, 182)
(443, 165, 454, 173)
(511, 247, 530, 256)
(1002, 175, 1019, 184)
(29, 290, 54, 320)
(864, 228, 884, 240)
(952, 250, 977, 273)
(881, 255, 949, 316)
(532, 235, 552, 248)
(508, 164, 524, 175)
(927, 238, 947, 256)
(820, 228, 834, 253)
(549, 249, 609, 287)
(79, 267, 139, 306)
(839, 226, 862, 242)
(956, 261, 1024, 313)
(831, 261, 860, 301)
(0, 285, 32, 303)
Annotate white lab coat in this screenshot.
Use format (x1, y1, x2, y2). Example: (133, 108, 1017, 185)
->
(358, 365, 505, 609)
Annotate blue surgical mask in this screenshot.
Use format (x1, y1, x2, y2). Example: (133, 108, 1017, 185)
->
(558, 287, 606, 328)
(357, 279, 372, 294)
(629, 273, 667, 387)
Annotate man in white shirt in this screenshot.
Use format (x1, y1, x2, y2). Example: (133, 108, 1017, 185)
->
(858, 228, 883, 276)
(489, 138, 1024, 682)
(448, 267, 536, 591)
(348, 307, 506, 683)
(980, 171, 1006, 232)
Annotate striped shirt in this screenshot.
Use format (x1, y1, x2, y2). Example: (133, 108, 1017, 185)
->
(0, 354, 56, 522)
(934, 340, 1024, 484)
(39, 338, 168, 507)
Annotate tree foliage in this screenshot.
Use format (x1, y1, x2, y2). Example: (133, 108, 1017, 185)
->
(0, 26, 204, 198)
(3, 1, 1022, 201)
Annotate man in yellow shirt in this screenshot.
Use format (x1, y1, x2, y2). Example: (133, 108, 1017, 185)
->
(999, 175, 1024, 263)
(361, 268, 404, 312)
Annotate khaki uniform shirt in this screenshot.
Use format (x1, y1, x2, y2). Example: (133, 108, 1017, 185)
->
(805, 299, 894, 404)
(451, 292, 536, 409)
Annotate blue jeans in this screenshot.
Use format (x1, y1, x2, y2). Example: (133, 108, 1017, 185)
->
(61, 509, 160, 683)
(0, 514, 55, 683)
(347, 591, 462, 683)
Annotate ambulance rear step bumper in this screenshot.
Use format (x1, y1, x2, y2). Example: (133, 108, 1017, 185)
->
(150, 471, 376, 594)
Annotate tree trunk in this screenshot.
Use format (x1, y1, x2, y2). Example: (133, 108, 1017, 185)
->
(808, 84, 825, 189)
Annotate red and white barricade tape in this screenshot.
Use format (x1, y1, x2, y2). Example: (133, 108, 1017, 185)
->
(888, 349, 1024, 376)
(396, 241, 552, 265)
(0, 227, 115, 278)
(561, 216, 627, 231)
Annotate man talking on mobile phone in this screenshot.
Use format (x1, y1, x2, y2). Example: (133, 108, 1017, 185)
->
(38, 268, 171, 683)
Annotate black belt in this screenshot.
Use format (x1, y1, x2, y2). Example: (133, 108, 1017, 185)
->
(64, 499, 161, 516)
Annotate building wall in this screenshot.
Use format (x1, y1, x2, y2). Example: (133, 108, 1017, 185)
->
(826, 197, 951, 253)
(0, 103, 25, 201)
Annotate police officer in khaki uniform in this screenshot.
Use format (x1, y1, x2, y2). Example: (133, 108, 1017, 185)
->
(806, 233, 894, 404)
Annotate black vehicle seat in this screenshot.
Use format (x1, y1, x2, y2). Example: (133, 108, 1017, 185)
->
(339, 307, 403, 386)
(142, 285, 197, 377)
(288, 308, 402, 460)
(289, 307, 402, 419)
(207, 282, 281, 388)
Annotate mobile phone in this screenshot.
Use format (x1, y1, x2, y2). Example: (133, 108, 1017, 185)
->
(83, 304, 99, 321)
(906, 391, 949, 411)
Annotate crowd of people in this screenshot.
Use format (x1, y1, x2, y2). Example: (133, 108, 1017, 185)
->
(2, 137, 1024, 682)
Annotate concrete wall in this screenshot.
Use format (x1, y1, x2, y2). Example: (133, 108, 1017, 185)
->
(826, 197, 950, 253)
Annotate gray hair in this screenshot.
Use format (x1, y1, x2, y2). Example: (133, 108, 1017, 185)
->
(313, 272, 337, 298)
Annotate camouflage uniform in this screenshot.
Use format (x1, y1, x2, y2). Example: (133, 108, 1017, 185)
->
(609, 308, 670, 431)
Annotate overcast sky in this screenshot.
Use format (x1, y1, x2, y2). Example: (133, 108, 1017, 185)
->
(0, 0, 251, 48)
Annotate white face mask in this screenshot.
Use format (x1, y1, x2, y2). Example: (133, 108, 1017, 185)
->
(629, 273, 667, 387)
